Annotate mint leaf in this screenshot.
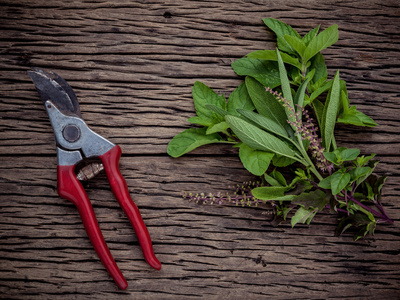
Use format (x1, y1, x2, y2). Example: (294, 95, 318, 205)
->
(239, 144, 274, 176)
(225, 115, 301, 162)
(167, 128, 223, 158)
(191, 81, 226, 126)
(227, 82, 255, 117)
(322, 70, 340, 151)
(231, 58, 281, 88)
(246, 50, 302, 69)
(303, 24, 339, 62)
(206, 104, 228, 117)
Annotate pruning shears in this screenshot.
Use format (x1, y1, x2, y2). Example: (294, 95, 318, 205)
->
(28, 68, 161, 290)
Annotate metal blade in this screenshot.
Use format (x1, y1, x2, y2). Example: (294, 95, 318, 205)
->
(27, 68, 82, 118)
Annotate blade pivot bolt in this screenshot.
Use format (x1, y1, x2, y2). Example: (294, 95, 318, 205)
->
(63, 124, 81, 142)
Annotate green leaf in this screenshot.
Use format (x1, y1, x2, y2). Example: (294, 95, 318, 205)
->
(251, 186, 289, 200)
(293, 189, 328, 210)
(244, 76, 289, 131)
(246, 50, 302, 69)
(349, 167, 371, 182)
(293, 77, 310, 118)
(225, 115, 301, 162)
(340, 148, 360, 161)
(272, 154, 297, 167)
(239, 144, 274, 176)
(237, 109, 291, 143)
(227, 83, 255, 117)
(302, 25, 320, 46)
(271, 169, 287, 187)
(330, 170, 351, 195)
(337, 106, 378, 127)
(303, 24, 339, 62)
(309, 52, 328, 86)
(322, 70, 340, 151)
(276, 49, 295, 125)
(309, 80, 333, 103)
(231, 58, 281, 88)
(263, 18, 301, 54)
(318, 175, 332, 189)
(264, 173, 284, 187)
(167, 128, 223, 158)
(291, 207, 317, 227)
(205, 104, 228, 118)
(283, 35, 306, 58)
(312, 99, 324, 129)
(191, 81, 226, 126)
(206, 121, 230, 135)
(323, 152, 338, 164)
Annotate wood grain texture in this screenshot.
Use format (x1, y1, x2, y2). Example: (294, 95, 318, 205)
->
(0, 0, 399, 298)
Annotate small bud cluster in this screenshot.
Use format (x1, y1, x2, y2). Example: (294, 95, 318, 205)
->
(183, 181, 264, 207)
(266, 87, 334, 173)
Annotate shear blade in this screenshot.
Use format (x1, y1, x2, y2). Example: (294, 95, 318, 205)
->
(28, 68, 81, 118)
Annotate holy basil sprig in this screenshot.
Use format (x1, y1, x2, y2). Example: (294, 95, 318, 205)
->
(167, 18, 391, 240)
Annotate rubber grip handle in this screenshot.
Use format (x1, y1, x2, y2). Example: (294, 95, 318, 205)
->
(57, 165, 128, 290)
(99, 145, 161, 271)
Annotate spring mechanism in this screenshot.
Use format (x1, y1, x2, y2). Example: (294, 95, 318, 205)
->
(77, 163, 104, 181)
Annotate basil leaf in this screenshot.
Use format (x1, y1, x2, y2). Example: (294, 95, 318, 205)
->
(225, 115, 301, 161)
(226, 82, 255, 117)
(244, 76, 288, 131)
(191, 81, 226, 126)
(272, 154, 297, 167)
(322, 70, 340, 151)
(303, 24, 339, 62)
(330, 170, 351, 195)
(337, 106, 378, 127)
(292, 189, 327, 210)
(238, 143, 274, 176)
(246, 50, 302, 69)
(206, 104, 228, 117)
(302, 25, 320, 46)
(309, 52, 328, 86)
(206, 121, 230, 135)
(167, 128, 223, 158)
(276, 49, 295, 126)
(293, 77, 310, 119)
(283, 35, 306, 59)
(263, 18, 301, 54)
(251, 186, 290, 200)
(291, 207, 317, 227)
(237, 109, 292, 143)
(340, 148, 360, 161)
(231, 58, 281, 88)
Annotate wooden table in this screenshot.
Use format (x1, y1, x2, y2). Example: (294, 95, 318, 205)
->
(1, 1, 399, 298)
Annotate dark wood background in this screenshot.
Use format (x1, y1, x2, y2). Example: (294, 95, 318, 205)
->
(1, 0, 399, 298)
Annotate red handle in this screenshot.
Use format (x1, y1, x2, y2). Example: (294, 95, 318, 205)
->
(57, 165, 128, 290)
(99, 145, 161, 271)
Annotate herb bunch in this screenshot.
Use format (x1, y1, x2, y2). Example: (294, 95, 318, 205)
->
(167, 18, 392, 240)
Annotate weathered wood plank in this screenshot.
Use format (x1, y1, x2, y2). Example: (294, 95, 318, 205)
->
(0, 156, 399, 298)
(0, 0, 399, 298)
